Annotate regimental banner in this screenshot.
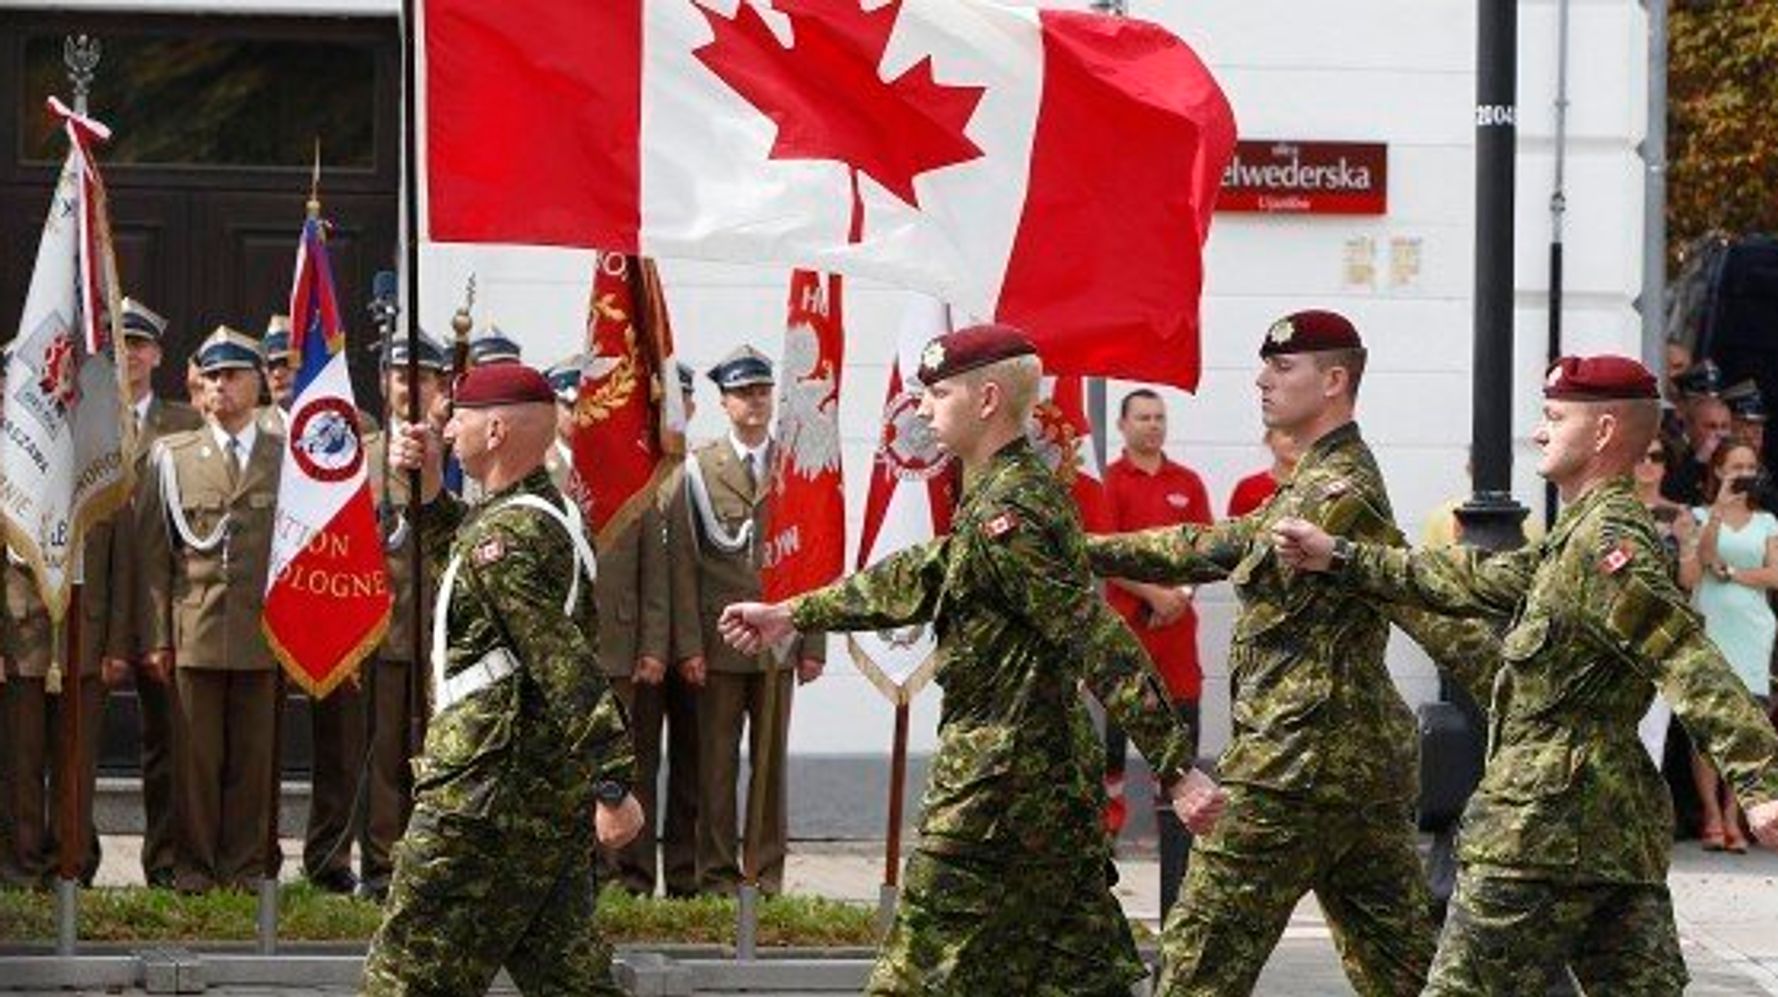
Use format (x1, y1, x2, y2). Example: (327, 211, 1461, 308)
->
(262, 216, 392, 698)
(761, 269, 845, 604)
(0, 98, 132, 625)
(570, 251, 683, 549)
(1218, 140, 1388, 215)
(848, 294, 958, 702)
(1029, 375, 1109, 533)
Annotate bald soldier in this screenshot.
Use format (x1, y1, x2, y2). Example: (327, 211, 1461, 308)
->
(721, 325, 1223, 996)
(362, 363, 642, 996)
(1275, 355, 1778, 995)
(1085, 310, 1440, 995)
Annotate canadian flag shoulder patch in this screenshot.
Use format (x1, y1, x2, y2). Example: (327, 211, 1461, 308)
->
(982, 511, 1019, 540)
(472, 536, 507, 567)
(1599, 542, 1633, 575)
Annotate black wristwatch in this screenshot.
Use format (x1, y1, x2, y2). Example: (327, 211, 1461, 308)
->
(1328, 536, 1355, 573)
(593, 779, 630, 806)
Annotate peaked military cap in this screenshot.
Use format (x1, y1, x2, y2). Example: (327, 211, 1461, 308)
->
(676, 360, 696, 395)
(916, 323, 1037, 386)
(1543, 355, 1659, 401)
(1260, 309, 1363, 357)
(376, 330, 449, 373)
(121, 297, 168, 342)
(454, 363, 555, 409)
(468, 325, 523, 366)
(262, 315, 293, 363)
(545, 354, 584, 403)
(708, 345, 774, 391)
(1672, 358, 1723, 399)
(1728, 385, 1768, 423)
(196, 326, 264, 373)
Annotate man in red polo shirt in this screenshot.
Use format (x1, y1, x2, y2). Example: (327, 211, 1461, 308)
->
(1101, 388, 1211, 915)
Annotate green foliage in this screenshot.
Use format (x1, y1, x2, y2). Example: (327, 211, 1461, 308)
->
(1668, 2, 1778, 259)
(0, 884, 877, 948)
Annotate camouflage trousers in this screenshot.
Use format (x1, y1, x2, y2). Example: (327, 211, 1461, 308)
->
(1425, 868, 1687, 996)
(1156, 786, 1434, 996)
(361, 802, 623, 996)
(868, 847, 1145, 997)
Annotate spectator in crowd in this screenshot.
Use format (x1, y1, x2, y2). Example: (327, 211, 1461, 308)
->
(1227, 427, 1298, 518)
(1634, 437, 1695, 767)
(1726, 382, 1767, 458)
(1678, 439, 1778, 854)
(1099, 388, 1211, 913)
(1664, 361, 1730, 506)
(672, 346, 824, 896)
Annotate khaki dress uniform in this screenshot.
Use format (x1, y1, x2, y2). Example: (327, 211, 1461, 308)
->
(139, 416, 286, 891)
(672, 436, 824, 895)
(121, 396, 206, 885)
(0, 524, 119, 888)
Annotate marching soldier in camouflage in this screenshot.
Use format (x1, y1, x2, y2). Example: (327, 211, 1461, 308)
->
(1276, 354, 1778, 996)
(362, 362, 642, 997)
(720, 325, 1224, 997)
(1087, 310, 1438, 996)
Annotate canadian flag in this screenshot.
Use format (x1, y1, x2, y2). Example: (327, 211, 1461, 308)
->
(261, 216, 393, 698)
(1029, 375, 1110, 533)
(761, 269, 846, 603)
(422, 0, 1236, 390)
(847, 294, 959, 699)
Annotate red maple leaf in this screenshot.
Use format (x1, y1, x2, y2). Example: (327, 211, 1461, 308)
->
(692, 0, 986, 215)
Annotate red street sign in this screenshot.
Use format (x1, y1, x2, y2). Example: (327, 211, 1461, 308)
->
(1218, 140, 1388, 215)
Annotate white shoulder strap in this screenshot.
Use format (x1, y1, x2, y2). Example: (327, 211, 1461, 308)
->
(429, 492, 599, 679)
(683, 453, 753, 554)
(156, 442, 229, 552)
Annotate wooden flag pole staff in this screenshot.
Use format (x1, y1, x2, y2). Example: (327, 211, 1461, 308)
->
(879, 695, 910, 933)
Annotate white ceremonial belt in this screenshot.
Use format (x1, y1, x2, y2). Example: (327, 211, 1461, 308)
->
(435, 647, 519, 714)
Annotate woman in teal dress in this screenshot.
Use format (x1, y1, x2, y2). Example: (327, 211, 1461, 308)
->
(1681, 440, 1778, 853)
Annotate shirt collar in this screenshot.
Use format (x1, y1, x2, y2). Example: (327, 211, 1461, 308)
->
(729, 430, 770, 465)
(210, 419, 258, 460)
(133, 395, 152, 423)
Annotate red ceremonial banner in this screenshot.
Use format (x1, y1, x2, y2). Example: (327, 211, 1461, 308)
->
(761, 270, 846, 603)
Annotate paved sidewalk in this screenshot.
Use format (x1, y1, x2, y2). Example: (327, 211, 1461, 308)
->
(7, 836, 1776, 995)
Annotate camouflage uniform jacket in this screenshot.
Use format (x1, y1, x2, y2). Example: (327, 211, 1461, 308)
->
(1087, 421, 1418, 804)
(1343, 475, 1778, 883)
(790, 437, 1194, 863)
(416, 467, 634, 820)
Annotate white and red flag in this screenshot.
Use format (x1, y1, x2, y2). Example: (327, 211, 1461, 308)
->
(1029, 375, 1110, 533)
(761, 269, 845, 603)
(569, 252, 686, 548)
(262, 215, 393, 698)
(847, 294, 959, 700)
(1, 98, 132, 625)
(421, 0, 1236, 390)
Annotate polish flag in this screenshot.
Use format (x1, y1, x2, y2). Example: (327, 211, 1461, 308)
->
(848, 294, 959, 700)
(262, 216, 393, 698)
(1030, 375, 1109, 533)
(761, 269, 846, 602)
(421, 0, 1236, 390)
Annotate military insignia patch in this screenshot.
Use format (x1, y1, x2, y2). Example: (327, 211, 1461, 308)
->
(1321, 478, 1350, 498)
(472, 537, 506, 566)
(1600, 543, 1633, 575)
(920, 341, 946, 373)
(1267, 317, 1296, 346)
(982, 511, 1018, 539)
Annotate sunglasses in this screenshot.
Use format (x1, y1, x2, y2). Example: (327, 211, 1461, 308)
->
(1641, 449, 1667, 464)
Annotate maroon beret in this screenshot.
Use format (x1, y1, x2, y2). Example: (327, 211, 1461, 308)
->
(454, 363, 556, 409)
(1259, 310, 1364, 357)
(917, 323, 1038, 385)
(1543, 355, 1659, 401)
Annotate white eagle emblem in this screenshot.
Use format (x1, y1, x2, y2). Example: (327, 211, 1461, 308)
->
(775, 322, 841, 482)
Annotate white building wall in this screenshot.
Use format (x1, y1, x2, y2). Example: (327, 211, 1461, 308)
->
(401, 0, 1654, 758)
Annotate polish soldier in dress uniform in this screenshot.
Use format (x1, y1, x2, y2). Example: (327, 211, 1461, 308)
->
(263, 315, 294, 409)
(356, 330, 450, 902)
(672, 346, 825, 896)
(467, 325, 523, 368)
(139, 327, 287, 892)
(1275, 355, 1778, 995)
(114, 298, 206, 887)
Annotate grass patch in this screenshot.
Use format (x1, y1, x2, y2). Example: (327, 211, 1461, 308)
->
(0, 884, 877, 948)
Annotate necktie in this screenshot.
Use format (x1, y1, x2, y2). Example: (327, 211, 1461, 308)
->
(744, 450, 759, 491)
(225, 438, 243, 489)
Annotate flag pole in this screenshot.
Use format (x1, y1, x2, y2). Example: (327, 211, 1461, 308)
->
(55, 31, 103, 959)
(878, 694, 910, 934)
(401, 0, 429, 769)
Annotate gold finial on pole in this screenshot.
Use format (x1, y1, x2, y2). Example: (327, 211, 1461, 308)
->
(451, 274, 476, 370)
(306, 139, 322, 220)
